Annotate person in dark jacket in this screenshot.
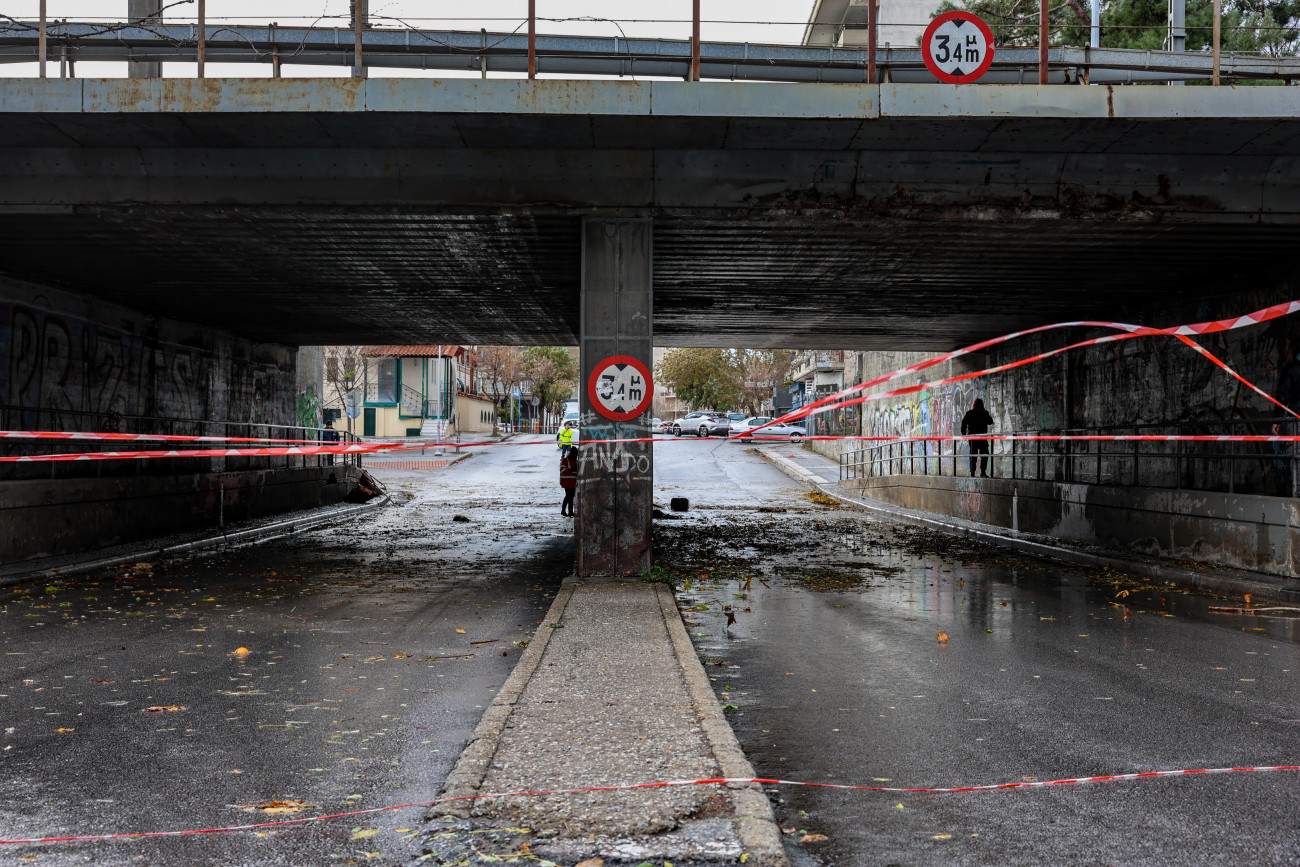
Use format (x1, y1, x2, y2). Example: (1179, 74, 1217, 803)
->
(961, 398, 994, 478)
(321, 419, 340, 466)
(559, 449, 578, 517)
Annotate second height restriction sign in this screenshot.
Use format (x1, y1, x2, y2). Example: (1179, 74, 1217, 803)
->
(922, 11, 995, 84)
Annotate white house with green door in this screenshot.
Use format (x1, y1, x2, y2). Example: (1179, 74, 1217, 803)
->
(359, 345, 494, 438)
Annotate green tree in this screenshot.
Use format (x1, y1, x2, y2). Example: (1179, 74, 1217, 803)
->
(655, 348, 742, 412)
(931, 0, 1298, 53)
(522, 346, 578, 424)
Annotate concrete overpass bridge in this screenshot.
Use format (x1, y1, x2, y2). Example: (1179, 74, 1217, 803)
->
(3, 76, 1300, 573)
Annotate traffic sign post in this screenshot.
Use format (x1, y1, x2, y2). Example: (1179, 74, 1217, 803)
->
(922, 11, 995, 84)
(587, 355, 654, 422)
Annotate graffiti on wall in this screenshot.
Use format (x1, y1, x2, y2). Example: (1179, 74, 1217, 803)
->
(295, 387, 322, 428)
(1, 301, 294, 431)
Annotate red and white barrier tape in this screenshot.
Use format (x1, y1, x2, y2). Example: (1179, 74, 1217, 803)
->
(7, 432, 1300, 463)
(2, 766, 1295, 845)
(6, 299, 1300, 463)
(748, 299, 1300, 440)
(0, 431, 327, 444)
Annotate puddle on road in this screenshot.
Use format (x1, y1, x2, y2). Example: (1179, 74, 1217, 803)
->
(654, 506, 1300, 645)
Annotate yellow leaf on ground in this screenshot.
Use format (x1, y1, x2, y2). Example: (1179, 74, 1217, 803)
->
(800, 834, 829, 842)
(141, 706, 185, 713)
(937, 632, 949, 643)
(575, 859, 604, 867)
(455, 628, 466, 634)
(350, 828, 380, 841)
(933, 833, 953, 839)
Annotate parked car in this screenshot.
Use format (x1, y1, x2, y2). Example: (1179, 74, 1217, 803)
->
(732, 416, 805, 442)
(670, 411, 730, 437)
(651, 417, 668, 433)
(728, 416, 773, 438)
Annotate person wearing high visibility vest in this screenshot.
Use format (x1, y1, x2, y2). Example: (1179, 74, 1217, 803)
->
(557, 419, 578, 457)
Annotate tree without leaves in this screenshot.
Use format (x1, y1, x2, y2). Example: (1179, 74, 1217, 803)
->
(522, 346, 578, 425)
(476, 346, 525, 431)
(322, 346, 375, 436)
(733, 350, 798, 416)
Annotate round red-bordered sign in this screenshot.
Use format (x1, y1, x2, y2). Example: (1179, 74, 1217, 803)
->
(922, 11, 995, 84)
(586, 355, 655, 422)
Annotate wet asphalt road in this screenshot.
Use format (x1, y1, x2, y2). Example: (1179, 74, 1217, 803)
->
(0, 435, 570, 865)
(654, 439, 1300, 866)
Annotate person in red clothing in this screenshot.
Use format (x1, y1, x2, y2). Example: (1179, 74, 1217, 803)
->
(559, 449, 578, 517)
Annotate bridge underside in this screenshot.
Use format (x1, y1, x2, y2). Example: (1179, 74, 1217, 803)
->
(0, 209, 1293, 349)
(3, 79, 1300, 349)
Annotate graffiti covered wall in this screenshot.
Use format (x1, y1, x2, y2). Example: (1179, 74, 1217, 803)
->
(855, 285, 1299, 494)
(0, 276, 297, 432)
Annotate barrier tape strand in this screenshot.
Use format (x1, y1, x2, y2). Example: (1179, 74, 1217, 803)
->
(2, 766, 1295, 845)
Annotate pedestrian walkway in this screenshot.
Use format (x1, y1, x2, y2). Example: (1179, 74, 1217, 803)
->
(417, 575, 788, 867)
(759, 445, 1300, 604)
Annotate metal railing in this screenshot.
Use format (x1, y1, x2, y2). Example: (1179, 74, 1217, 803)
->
(0, 404, 362, 482)
(0, 14, 1291, 85)
(839, 417, 1299, 499)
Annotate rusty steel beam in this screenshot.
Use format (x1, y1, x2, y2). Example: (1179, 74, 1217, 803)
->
(690, 0, 700, 82)
(528, 0, 536, 79)
(197, 0, 205, 78)
(1039, 0, 1049, 85)
(866, 0, 877, 85)
(37, 0, 45, 78)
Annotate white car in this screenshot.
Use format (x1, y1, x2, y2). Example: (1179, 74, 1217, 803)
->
(730, 416, 805, 443)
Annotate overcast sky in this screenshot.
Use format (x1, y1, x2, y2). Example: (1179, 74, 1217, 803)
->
(5, 1, 816, 77)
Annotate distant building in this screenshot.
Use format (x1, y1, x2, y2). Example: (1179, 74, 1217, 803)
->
(803, 0, 939, 51)
(790, 350, 846, 409)
(352, 345, 494, 438)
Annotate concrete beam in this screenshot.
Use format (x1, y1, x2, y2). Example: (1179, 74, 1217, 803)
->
(576, 219, 653, 576)
(126, 0, 162, 79)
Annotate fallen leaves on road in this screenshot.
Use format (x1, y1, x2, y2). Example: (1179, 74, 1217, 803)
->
(937, 632, 949, 643)
(455, 628, 466, 634)
(231, 800, 316, 814)
(141, 706, 185, 713)
(232, 647, 250, 655)
(801, 833, 829, 842)
(350, 828, 380, 840)
(575, 859, 604, 867)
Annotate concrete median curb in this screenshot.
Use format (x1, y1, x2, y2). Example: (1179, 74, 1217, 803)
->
(758, 448, 1300, 604)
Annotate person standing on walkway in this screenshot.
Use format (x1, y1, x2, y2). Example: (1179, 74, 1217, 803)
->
(961, 398, 994, 478)
(557, 419, 578, 458)
(559, 448, 577, 517)
(321, 419, 340, 467)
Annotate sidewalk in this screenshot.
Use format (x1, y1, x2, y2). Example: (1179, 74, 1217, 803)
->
(759, 445, 1300, 604)
(415, 575, 788, 867)
(0, 496, 388, 588)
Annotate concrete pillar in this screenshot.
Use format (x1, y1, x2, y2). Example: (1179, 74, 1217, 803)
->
(576, 219, 654, 576)
(127, 0, 162, 79)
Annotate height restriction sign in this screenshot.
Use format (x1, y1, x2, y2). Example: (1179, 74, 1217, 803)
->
(587, 355, 654, 422)
(922, 11, 995, 84)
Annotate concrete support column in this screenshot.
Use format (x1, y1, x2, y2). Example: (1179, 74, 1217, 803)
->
(127, 0, 162, 79)
(576, 219, 653, 576)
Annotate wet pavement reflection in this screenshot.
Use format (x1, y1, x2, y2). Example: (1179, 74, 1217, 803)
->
(0, 444, 568, 866)
(655, 441, 1300, 866)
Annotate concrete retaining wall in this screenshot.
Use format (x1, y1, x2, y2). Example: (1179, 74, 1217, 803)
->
(843, 473, 1300, 578)
(0, 464, 362, 564)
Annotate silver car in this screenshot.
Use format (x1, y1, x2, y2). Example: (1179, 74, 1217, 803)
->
(730, 416, 805, 443)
